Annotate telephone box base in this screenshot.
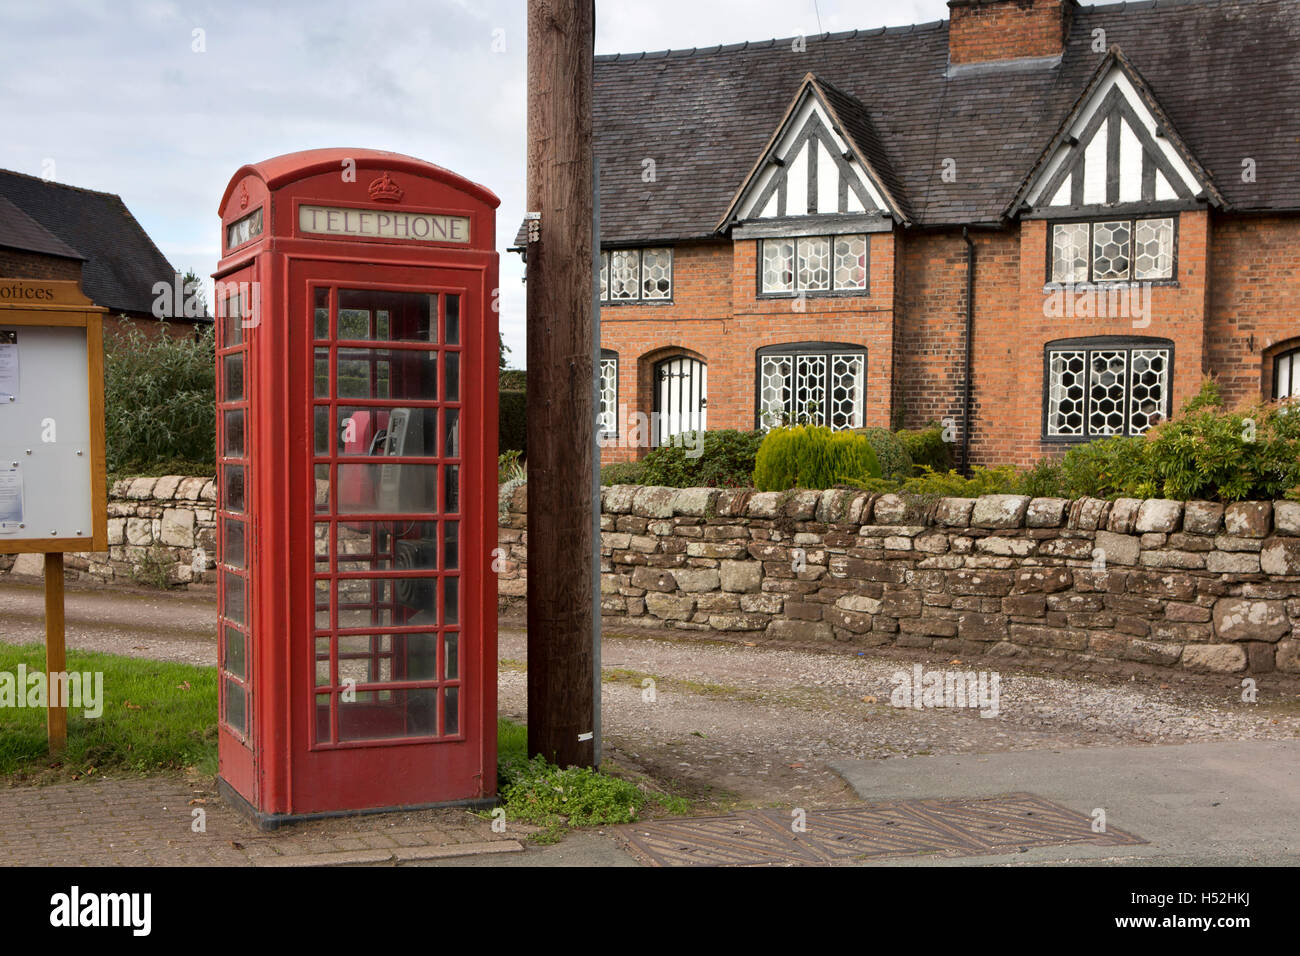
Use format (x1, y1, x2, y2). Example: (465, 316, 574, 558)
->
(217, 777, 499, 832)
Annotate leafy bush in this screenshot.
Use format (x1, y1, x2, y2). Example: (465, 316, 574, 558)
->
(753, 425, 881, 491)
(637, 429, 764, 488)
(854, 427, 914, 480)
(499, 388, 527, 455)
(845, 466, 1024, 498)
(1020, 381, 1300, 502)
(600, 460, 647, 486)
(897, 425, 954, 475)
(104, 324, 215, 475)
(498, 449, 525, 483)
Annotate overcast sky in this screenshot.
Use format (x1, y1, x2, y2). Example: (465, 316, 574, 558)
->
(0, 0, 948, 365)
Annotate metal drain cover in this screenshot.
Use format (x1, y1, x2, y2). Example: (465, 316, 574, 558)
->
(620, 792, 1146, 866)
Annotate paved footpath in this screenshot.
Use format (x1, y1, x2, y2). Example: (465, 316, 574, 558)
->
(0, 777, 526, 867)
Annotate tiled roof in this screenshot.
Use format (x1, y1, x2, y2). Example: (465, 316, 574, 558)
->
(589, 0, 1300, 244)
(0, 168, 185, 317)
(0, 196, 84, 260)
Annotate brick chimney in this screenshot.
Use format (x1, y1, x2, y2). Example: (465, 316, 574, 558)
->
(948, 0, 1075, 65)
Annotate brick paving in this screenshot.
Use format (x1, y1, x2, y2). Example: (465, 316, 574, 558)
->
(0, 777, 524, 866)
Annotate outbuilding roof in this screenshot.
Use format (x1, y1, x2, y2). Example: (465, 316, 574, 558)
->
(0, 168, 184, 317)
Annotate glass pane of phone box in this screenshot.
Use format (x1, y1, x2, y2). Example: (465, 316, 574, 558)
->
(336, 406, 437, 456)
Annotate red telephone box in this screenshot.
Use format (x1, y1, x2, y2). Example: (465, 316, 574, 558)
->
(214, 148, 499, 826)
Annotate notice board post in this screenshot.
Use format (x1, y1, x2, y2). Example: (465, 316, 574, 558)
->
(0, 279, 109, 753)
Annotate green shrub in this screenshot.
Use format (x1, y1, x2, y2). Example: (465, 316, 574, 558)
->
(1025, 380, 1300, 502)
(498, 449, 525, 483)
(753, 425, 882, 491)
(499, 388, 527, 456)
(854, 427, 913, 480)
(897, 465, 1025, 497)
(499, 368, 526, 391)
(105, 324, 215, 475)
(1136, 386, 1300, 501)
(600, 460, 647, 486)
(897, 425, 954, 475)
(637, 429, 764, 488)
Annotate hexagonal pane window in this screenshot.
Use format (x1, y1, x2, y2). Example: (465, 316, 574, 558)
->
(1134, 219, 1174, 280)
(1092, 221, 1132, 281)
(641, 248, 672, 299)
(797, 237, 831, 291)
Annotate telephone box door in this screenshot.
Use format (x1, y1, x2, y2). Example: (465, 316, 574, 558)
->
(289, 260, 494, 810)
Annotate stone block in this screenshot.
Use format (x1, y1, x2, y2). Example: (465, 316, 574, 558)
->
(1182, 501, 1224, 535)
(1135, 499, 1183, 533)
(970, 495, 1030, 529)
(1260, 538, 1300, 576)
(1223, 501, 1272, 538)
(1181, 644, 1247, 673)
(1093, 529, 1140, 567)
(1213, 598, 1290, 642)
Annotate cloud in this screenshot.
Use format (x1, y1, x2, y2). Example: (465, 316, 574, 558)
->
(1, 0, 948, 367)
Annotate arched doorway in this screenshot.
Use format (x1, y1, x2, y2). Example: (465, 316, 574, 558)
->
(652, 355, 706, 446)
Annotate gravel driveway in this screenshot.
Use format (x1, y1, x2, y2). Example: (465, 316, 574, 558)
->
(4, 578, 1296, 809)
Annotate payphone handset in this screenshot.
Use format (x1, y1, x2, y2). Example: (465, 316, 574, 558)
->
(377, 408, 427, 513)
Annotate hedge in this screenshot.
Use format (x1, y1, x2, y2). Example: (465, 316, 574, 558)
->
(499, 389, 527, 456)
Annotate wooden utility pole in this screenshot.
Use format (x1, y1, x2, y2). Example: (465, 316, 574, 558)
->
(525, 0, 596, 767)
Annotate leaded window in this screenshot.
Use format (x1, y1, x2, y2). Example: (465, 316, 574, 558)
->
(1274, 347, 1300, 401)
(1044, 338, 1171, 439)
(598, 248, 672, 303)
(597, 349, 618, 438)
(1050, 218, 1175, 283)
(757, 344, 866, 430)
(760, 235, 868, 295)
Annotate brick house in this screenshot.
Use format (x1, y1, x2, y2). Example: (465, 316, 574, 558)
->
(0, 168, 207, 338)
(556, 0, 1300, 467)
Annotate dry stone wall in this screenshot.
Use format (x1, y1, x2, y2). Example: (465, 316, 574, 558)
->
(0, 476, 217, 586)
(497, 484, 1300, 676)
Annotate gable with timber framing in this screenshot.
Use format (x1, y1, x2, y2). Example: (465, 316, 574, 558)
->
(720, 74, 905, 236)
(1018, 50, 1221, 216)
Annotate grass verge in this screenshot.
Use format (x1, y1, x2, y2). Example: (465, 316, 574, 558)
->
(0, 643, 218, 782)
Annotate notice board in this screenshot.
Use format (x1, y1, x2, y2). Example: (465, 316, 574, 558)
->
(0, 279, 107, 554)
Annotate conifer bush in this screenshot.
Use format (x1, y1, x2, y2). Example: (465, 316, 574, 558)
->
(752, 425, 881, 491)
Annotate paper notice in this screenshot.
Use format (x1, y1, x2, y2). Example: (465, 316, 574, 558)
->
(0, 465, 23, 532)
(0, 331, 18, 403)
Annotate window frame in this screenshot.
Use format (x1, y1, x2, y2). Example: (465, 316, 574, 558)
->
(753, 341, 868, 431)
(1045, 215, 1179, 286)
(1041, 335, 1175, 442)
(598, 247, 674, 305)
(757, 235, 870, 298)
(1274, 345, 1300, 402)
(597, 348, 619, 439)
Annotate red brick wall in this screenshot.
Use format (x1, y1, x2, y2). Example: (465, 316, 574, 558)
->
(596, 208, 1288, 472)
(0, 248, 82, 282)
(948, 0, 1071, 65)
(598, 234, 895, 462)
(1206, 212, 1300, 407)
(894, 229, 1018, 444)
(968, 211, 1212, 467)
(103, 314, 207, 342)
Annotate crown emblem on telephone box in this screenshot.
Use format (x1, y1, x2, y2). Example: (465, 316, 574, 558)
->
(368, 172, 404, 203)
